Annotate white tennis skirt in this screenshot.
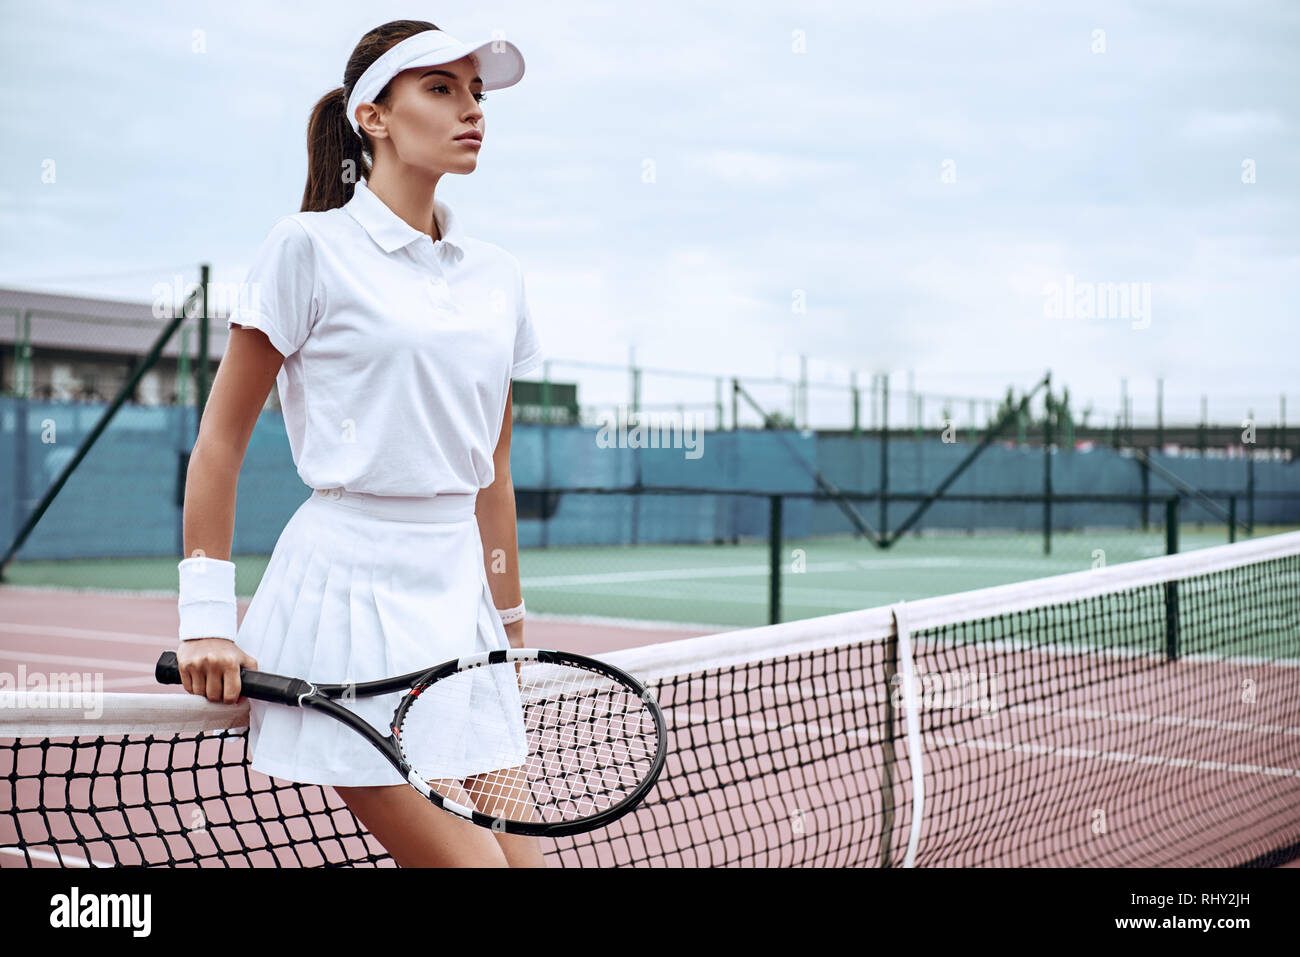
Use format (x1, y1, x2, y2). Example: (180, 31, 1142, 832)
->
(233, 486, 526, 787)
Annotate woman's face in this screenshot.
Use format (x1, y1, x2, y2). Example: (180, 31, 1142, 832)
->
(368, 54, 486, 175)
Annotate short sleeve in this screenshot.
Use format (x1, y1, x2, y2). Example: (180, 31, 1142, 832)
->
(226, 216, 318, 358)
(511, 258, 543, 379)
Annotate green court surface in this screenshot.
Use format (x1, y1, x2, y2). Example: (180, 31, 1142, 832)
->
(5, 525, 1293, 631)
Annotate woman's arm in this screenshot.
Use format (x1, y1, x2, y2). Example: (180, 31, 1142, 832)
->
(176, 326, 284, 701)
(476, 386, 527, 649)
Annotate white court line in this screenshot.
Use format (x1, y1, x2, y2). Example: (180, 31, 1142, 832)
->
(521, 557, 963, 588)
(662, 704, 885, 747)
(0, 623, 173, 647)
(936, 732, 1300, 779)
(2, 613, 723, 641)
(0, 845, 104, 867)
(664, 704, 1300, 786)
(0, 650, 152, 673)
(98, 675, 163, 690)
(0, 585, 183, 600)
(528, 610, 725, 633)
(660, 679, 1299, 757)
(671, 670, 1300, 740)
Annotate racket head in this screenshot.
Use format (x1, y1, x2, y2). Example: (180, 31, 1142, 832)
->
(390, 648, 666, 837)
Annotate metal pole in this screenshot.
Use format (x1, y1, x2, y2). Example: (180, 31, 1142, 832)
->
(1156, 377, 1163, 449)
(541, 359, 552, 549)
(850, 370, 860, 438)
(1282, 394, 1288, 457)
(907, 369, 915, 431)
(197, 264, 211, 420)
(1043, 376, 1052, 556)
(629, 345, 640, 422)
(1246, 439, 1256, 536)
(1139, 453, 1150, 532)
(178, 326, 191, 406)
(799, 353, 807, 429)
(769, 494, 782, 625)
(17, 310, 32, 397)
(879, 373, 889, 539)
(1119, 377, 1127, 449)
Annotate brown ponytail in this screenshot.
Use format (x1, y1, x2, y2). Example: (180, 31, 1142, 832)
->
(300, 19, 440, 213)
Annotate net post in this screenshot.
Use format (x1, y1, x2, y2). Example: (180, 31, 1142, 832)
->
(1228, 495, 1237, 544)
(768, 494, 782, 625)
(878, 617, 898, 868)
(1163, 497, 1181, 662)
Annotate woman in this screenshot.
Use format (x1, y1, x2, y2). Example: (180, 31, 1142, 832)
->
(174, 20, 546, 868)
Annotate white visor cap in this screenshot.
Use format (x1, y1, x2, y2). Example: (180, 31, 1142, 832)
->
(346, 29, 525, 136)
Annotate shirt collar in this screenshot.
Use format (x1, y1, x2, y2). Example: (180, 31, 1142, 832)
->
(345, 178, 466, 260)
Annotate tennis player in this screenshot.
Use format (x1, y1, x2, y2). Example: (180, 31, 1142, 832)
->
(173, 21, 546, 868)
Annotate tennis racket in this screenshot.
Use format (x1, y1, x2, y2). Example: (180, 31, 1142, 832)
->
(155, 647, 666, 837)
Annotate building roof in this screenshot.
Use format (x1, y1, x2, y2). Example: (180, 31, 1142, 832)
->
(0, 285, 233, 358)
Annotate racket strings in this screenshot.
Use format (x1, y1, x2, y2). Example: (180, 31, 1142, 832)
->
(396, 660, 660, 824)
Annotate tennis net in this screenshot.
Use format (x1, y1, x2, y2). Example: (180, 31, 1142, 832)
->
(3, 530, 1298, 867)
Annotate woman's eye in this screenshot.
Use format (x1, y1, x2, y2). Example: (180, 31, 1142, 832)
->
(431, 85, 487, 103)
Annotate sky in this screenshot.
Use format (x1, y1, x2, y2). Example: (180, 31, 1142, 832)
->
(1, 0, 1297, 430)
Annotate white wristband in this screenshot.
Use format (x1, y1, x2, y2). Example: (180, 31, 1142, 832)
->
(497, 600, 525, 625)
(178, 556, 238, 642)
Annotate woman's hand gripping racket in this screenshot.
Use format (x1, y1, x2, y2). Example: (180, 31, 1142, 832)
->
(155, 647, 666, 837)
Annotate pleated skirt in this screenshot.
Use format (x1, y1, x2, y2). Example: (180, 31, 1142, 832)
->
(233, 486, 525, 787)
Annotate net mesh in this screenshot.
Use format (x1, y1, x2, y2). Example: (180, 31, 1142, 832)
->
(3, 532, 1298, 868)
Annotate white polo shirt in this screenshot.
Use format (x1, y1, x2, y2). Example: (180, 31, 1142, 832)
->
(226, 178, 543, 496)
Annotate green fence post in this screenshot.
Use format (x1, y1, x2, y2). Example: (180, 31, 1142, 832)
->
(851, 371, 860, 438)
(1043, 377, 1052, 556)
(1246, 450, 1255, 537)
(769, 494, 782, 625)
(197, 264, 210, 420)
(879, 374, 889, 539)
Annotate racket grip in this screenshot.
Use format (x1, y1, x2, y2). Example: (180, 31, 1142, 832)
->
(155, 652, 315, 706)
